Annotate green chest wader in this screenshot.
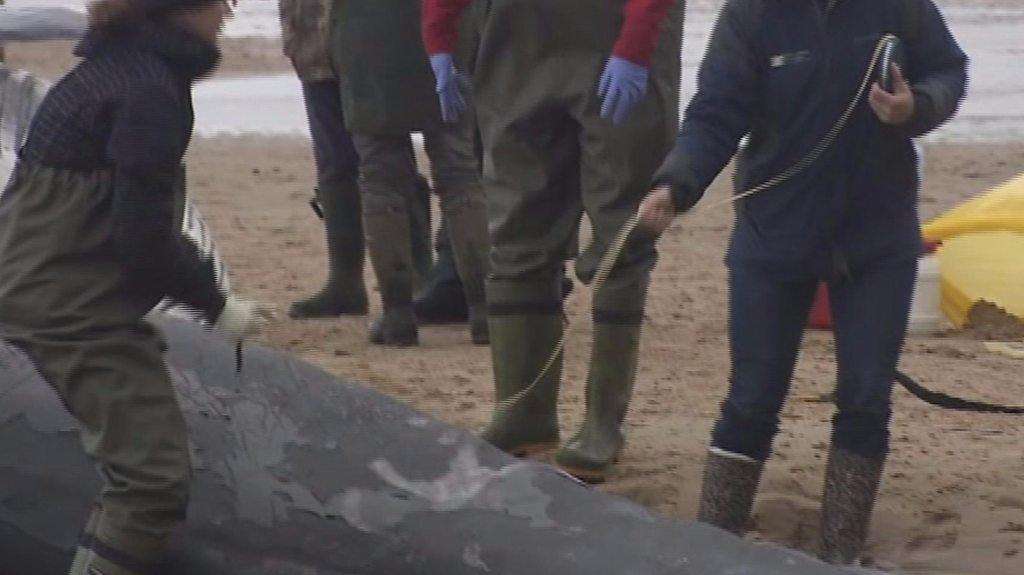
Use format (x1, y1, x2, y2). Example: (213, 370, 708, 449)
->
(471, 0, 684, 481)
(0, 163, 192, 571)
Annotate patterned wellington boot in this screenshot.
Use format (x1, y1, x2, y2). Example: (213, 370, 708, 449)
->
(819, 447, 885, 564)
(697, 448, 765, 535)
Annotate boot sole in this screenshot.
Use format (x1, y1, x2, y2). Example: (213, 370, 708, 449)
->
(556, 462, 614, 485)
(417, 316, 469, 325)
(368, 335, 419, 347)
(368, 326, 419, 346)
(369, 316, 418, 347)
(507, 440, 560, 459)
(556, 452, 622, 485)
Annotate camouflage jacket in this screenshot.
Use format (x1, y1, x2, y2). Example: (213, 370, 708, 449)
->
(279, 0, 333, 80)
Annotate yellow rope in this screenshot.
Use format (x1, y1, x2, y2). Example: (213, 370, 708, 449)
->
(496, 34, 898, 414)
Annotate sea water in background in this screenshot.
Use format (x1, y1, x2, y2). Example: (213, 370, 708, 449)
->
(8, 0, 1024, 139)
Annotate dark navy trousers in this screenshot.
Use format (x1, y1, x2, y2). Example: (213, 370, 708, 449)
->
(712, 259, 917, 462)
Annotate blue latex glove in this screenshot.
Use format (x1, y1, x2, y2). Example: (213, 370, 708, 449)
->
(430, 53, 467, 124)
(598, 56, 649, 124)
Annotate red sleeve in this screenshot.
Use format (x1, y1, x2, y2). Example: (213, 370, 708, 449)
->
(613, 0, 675, 66)
(422, 0, 473, 55)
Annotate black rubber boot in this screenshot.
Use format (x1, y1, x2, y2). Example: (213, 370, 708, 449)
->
(289, 181, 369, 318)
(441, 193, 491, 345)
(481, 314, 562, 456)
(819, 448, 885, 565)
(414, 245, 469, 324)
(555, 322, 641, 483)
(697, 449, 765, 535)
(467, 303, 489, 346)
(416, 259, 569, 326)
(364, 197, 418, 346)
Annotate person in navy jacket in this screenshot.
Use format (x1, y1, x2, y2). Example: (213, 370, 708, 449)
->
(639, 0, 967, 564)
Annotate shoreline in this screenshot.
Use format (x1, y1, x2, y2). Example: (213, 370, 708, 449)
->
(3, 37, 292, 80)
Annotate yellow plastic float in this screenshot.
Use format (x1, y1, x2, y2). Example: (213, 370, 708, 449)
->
(922, 173, 1024, 328)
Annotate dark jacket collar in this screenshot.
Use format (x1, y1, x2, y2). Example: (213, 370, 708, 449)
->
(75, 23, 221, 82)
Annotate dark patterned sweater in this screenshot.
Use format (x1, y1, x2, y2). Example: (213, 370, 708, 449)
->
(20, 24, 226, 322)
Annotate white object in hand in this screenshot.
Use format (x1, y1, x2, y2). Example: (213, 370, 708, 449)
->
(215, 295, 276, 342)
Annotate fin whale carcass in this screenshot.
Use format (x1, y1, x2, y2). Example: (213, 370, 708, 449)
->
(0, 319, 876, 574)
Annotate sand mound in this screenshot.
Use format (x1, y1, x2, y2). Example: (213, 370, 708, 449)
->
(962, 301, 1024, 341)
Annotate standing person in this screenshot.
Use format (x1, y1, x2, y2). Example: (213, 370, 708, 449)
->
(638, 0, 967, 564)
(280, 0, 434, 319)
(0, 1, 276, 573)
(423, 0, 684, 483)
(331, 0, 491, 346)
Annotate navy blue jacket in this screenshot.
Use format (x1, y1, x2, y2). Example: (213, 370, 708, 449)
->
(654, 0, 967, 279)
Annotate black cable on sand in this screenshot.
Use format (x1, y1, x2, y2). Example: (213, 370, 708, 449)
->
(895, 371, 1024, 414)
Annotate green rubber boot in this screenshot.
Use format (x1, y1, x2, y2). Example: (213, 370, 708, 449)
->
(289, 180, 369, 318)
(441, 192, 491, 345)
(364, 197, 418, 346)
(555, 322, 641, 483)
(480, 313, 562, 456)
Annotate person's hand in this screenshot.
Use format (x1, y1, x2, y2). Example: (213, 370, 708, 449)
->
(215, 294, 277, 343)
(430, 53, 467, 124)
(638, 186, 677, 236)
(869, 64, 915, 125)
(598, 56, 650, 124)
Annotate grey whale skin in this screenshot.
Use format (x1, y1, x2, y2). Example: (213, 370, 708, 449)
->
(0, 319, 875, 575)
